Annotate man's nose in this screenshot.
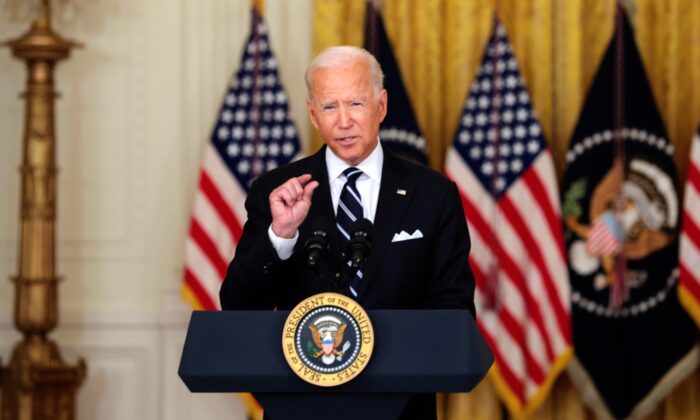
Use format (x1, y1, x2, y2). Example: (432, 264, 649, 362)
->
(337, 106, 352, 128)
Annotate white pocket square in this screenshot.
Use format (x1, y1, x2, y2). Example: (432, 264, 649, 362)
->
(391, 229, 424, 243)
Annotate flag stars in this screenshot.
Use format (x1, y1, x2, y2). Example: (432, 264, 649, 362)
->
(506, 75, 518, 88)
(516, 108, 529, 121)
(494, 77, 504, 89)
(478, 95, 490, 109)
(511, 159, 523, 172)
(217, 126, 229, 140)
(529, 123, 541, 136)
(231, 126, 244, 140)
(238, 94, 250, 106)
(527, 140, 540, 154)
(505, 93, 516, 106)
(501, 126, 513, 140)
(253, 160, 264, 174)
(487, 128, 497, 141)
(484, 145, 496, 158)
(513, 142, 524, 155)
(495, 177, 506, 191)
(462, 114, 474, 127)
(515, 125, 527, 139)
(282, 142, 295, 156)
(226, 94, 236, 106)
(275, 91, 287, 103)
(245, 126, 255, 139)
(243, 143, 254, 157)
(500, 143, 511, 156)
(221, 110, 234, 123)
(237, 160, 250, 174)
(470, 146, 482, 159)
(269, 143, 280, 156)
(271, 126, 283, 139)
(285, 124, 297, 138)
(473, 130, 485, 143)
(503, 110, 514, 123)
(227, 143, 240, 157)
(266, 57, 277, 69)
(476, 113, 488, 126)
(274, 109, 286, 121)
(459, 131, 471, 144)
(482, 161, 494, 175)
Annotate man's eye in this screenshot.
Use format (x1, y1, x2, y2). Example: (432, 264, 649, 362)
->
(351, 102, 363, 107)
(323, 105, 336, 111)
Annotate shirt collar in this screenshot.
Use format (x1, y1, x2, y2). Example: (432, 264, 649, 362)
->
(325, 139, 384, 182)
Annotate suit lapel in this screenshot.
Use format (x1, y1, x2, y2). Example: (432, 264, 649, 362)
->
(357, 151, 413, 299)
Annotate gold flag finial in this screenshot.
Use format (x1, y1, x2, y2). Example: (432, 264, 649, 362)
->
(252, 0, 265, 15)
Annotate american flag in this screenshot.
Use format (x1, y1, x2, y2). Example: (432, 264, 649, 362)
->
(587, 211, 624, 256)
(679, 129, 700, 327)
(444, 20, 571, 416)
(182, 8, 301, 311)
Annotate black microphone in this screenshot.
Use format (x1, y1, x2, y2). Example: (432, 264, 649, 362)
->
(347, 218, 372, 268)
(304, 217, 331, 267)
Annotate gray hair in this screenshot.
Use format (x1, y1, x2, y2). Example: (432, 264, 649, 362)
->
(305, 46, 385, 98)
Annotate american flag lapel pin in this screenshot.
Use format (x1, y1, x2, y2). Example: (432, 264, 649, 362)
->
(396, 189, 406, 196)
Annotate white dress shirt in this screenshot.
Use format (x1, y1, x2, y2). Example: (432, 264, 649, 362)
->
(268, 141, 384, 260)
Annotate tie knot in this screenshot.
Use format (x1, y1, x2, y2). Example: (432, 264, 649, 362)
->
(342, 167, 363, 183)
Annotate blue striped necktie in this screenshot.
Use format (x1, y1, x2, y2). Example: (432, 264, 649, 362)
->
(336, 167, 364, 296)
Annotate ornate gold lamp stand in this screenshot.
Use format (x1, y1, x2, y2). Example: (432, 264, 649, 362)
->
(0, 1, 86, 419)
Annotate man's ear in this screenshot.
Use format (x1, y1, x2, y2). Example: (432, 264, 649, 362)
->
(378, 89, 388, 122)
(307, 99, 320, 131)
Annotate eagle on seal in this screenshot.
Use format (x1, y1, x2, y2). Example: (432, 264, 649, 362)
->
(309, 323, 347, 365)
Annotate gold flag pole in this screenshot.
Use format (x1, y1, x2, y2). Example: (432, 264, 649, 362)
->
(0, 0, 86, 419)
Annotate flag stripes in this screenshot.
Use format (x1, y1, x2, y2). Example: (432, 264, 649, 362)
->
(183, 7, 301, 317)
(446, 77, 572, 413)
(679, 132, 700, 326)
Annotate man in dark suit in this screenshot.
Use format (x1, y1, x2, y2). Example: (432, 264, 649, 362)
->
(220, 46, 475, 419)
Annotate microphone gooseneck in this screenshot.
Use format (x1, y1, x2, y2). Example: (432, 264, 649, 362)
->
(347, 218, 372, 268)
(304, 217, 331, 267)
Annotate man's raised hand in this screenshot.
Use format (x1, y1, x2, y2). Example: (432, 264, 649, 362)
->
(269, 174, 319, 239)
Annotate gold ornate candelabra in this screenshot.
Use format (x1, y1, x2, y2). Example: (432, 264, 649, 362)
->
(0, 1, 86, 419)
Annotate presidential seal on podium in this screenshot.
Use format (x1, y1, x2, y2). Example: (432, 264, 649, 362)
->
(282, 293, 374, 387)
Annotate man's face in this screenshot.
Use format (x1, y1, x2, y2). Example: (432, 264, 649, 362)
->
(307, 59, 387, 166)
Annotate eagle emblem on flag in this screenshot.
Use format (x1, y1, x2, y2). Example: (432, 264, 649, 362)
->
(565, 154, 677, 293)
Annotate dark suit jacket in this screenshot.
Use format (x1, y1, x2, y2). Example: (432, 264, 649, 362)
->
(220, 146, 476, 419)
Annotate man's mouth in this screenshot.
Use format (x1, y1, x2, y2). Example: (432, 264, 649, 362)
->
(336, 136, 358, 143)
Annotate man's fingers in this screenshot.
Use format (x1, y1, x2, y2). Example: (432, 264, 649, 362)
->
(296, 174, 313, 185)
(303, 181, 319, 202)
(274, 187, 296, 207)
